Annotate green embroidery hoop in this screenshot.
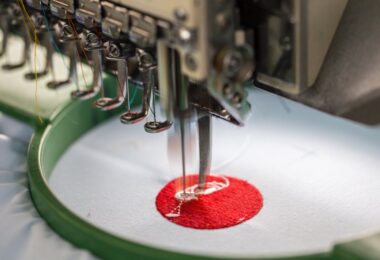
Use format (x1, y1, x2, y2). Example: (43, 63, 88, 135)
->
(0, 75, 379, 259)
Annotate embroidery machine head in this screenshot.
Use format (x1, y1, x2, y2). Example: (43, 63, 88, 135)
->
(3, 0, 380, 193)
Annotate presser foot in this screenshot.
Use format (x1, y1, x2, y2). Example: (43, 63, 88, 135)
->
(71, 89, 99, 100)
(2, 62, 25, 70)
(144, 121, 172, 133)
(24, 70, 49, 80)
(47, 79, 71, 89)
(95, 97, 124, 111)
(120, 111, 147, 124)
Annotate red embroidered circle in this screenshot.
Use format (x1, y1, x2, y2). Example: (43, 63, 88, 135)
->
(156, 174, 263, 229)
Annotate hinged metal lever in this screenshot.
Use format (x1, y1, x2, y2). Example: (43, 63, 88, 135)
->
(120, 51, 153, 124)
(71, 31, 103, 99)
(47, 22, 79, 89)
(0, 11, 9, 57)
(24, 13, 52, 80)
(95, 42, 133, 111)
(2, 4, 30, 71)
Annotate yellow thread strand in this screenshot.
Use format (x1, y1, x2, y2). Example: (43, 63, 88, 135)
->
(17, 0, 43, 123)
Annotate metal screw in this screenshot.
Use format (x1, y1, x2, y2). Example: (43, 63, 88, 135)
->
(109, 43, 121, 58)
(140, 53, 154, 68)
(86, 33, 99, 46)
(62, 24, 74, 37)
(174, 8, 187, 21)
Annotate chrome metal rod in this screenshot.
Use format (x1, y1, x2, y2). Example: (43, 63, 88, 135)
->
(179, 115, 187, 194)
(173, 50, 190, 194)
(198, 113, 212, 190)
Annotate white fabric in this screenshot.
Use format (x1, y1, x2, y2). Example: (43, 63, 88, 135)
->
(49, 89, 380, 258)
(0, 114, 95, 260)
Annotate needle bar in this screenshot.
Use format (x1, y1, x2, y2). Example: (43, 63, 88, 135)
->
(198, 113, 212, 190)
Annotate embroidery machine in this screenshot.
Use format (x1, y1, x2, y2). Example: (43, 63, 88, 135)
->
(0, 0, 380, 259)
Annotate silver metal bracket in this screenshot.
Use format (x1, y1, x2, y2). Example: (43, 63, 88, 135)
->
(71, 31, 103, 99)
(95, 42, 133, 110)
(47, 22, 79, 89)
(120, 50, 154, 124)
